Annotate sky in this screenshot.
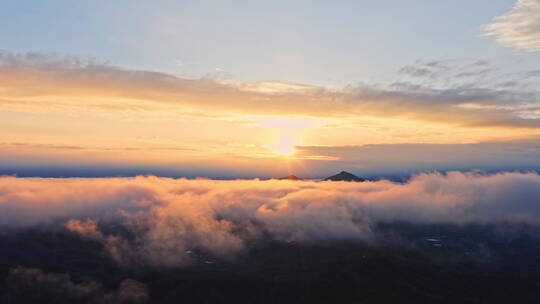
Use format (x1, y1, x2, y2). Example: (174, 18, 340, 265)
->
(2, 0, 540, 178)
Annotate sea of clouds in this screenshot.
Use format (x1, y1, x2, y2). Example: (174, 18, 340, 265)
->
(1, 172, 540, 266)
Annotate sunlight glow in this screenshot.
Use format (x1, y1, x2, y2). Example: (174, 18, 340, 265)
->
(267, 133, 298, 156)
(245, 116, 317, 157)
(248, 116, 322, 129)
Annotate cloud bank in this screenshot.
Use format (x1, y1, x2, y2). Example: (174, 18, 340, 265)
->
(2, 173, 540, 266)
(484, 0, 540, 52)
(296, 138, 540, 174)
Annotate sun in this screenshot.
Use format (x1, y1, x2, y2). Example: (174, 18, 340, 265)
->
(268, 133, 297, 156)
(253, 116, 319, 157)
(272, 142, 296, 156)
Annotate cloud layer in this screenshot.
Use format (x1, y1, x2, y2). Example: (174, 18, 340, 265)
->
(2, 173, 540, 266)
(2, 52, 540, 128)
(484, 0, 540, 52)
(296, 138, 540, 174)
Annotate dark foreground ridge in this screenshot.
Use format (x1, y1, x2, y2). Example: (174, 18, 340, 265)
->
(323, 170, 365, 182)
(2, 223, 540, 303)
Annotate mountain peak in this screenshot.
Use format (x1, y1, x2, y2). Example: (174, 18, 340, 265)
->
(323, 171, 365, 182)
(278, 175, 302, 180)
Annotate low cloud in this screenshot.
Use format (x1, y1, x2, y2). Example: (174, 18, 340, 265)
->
(1, 173, 540, 266)
(484, 0, 540, 52)
(65, 219, 103, 239)
(4, 267, 148, 304)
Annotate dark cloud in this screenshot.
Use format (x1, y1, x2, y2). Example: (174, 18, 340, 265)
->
(4, 267, 148, 303)
(296, 138, 540, 174)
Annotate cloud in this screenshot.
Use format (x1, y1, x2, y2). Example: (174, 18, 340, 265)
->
(484, 0, 540, 52)
(0, 142, 196, 152)
(296, 138, 540, 174)
(65, 219, 103, 239)
(2, 51, 540, 128)
(115, 279, 149, 304)
(2, 174, 540, 266)
(5, 266, 148, 304)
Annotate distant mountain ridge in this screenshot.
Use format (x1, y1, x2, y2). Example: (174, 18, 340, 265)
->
(263, 175, 303, 181)
(323, 171, 365, 182)
(267, 171, 365, 182)
(277, 175, 302, 181)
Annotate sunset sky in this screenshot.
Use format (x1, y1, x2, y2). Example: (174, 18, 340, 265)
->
(2, 0, 540, 178)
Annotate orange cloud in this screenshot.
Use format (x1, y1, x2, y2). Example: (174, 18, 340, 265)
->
(2, 52, 540, 128)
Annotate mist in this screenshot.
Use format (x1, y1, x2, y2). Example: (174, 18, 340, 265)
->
(2, 172, 540, 266)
